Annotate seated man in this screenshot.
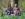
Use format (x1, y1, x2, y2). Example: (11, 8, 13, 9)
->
(13, 3, 20, 16)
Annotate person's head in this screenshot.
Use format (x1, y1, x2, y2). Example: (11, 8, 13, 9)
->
(8, 3, 11, 8)
(14, 3, 17, 8)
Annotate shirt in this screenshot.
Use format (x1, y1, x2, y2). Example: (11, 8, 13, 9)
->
(13, 8, 18, 13)
(8, 7, 13, 11)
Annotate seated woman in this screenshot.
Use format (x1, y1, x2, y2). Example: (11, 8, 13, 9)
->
(8, 4, 13, 15)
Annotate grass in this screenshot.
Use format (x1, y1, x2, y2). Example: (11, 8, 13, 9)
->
(0, 11, 25, 19)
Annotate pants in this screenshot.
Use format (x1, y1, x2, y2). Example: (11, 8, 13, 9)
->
(14, 12, 18, 16)
(7, 10, 10, 15)
(16, 13, 18, 16)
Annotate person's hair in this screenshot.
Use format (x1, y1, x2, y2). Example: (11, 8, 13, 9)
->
(8, 5, 9, 7)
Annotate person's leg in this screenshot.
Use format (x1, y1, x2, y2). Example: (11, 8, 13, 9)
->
(16, 12, 18, 16)
(14, 12, 16, 16)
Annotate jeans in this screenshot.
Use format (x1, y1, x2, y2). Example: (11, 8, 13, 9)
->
(16, 13, 18, 16)
(7, 12, 10, 15)
(14, 12, 18, 16)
